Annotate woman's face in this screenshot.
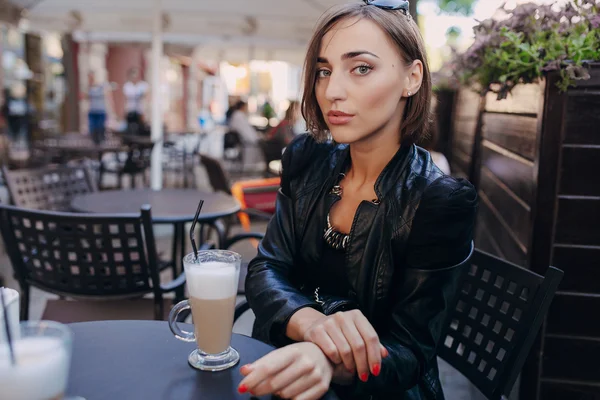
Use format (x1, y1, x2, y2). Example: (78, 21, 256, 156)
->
(315, 17, 421, 144)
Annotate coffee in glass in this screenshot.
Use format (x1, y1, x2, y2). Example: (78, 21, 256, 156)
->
(168, 250, 241, 371)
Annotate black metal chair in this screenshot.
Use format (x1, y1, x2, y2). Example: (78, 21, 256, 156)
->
(437, 249, 563, 400)
(0, 203, 187, 322)
(199, 154, 272, 242)
(223, 130, 245, 173)
(232, 249, 563, 400)
(99, 138, 154, 190)
(2, 164, 97, 211)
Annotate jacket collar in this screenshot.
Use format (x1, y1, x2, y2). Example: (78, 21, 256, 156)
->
(332, 143, 415, 200)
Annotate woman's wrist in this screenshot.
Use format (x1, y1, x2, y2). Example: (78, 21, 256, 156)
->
(285, 307, 325, 342)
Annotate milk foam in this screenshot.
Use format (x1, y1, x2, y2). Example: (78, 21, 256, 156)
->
(184, 261, 239, 300)
(0, 337, 69, 400)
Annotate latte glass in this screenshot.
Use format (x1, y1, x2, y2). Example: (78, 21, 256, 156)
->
(0, 321, 72, 400)
(168, 250, 241, 371)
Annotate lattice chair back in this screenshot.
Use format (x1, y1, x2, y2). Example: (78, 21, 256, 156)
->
(2, 165, 97, 211)
(0, 204, 162, 320)
(438, 249, 563, 400)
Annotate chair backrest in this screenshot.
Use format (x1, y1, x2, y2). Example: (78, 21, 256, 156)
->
(200, 154, 232, 194)
(438, 249, 563, 400)
(2, 164, 97, 211)
(0, 204, 162, 300)
(223, 130, 243, 149)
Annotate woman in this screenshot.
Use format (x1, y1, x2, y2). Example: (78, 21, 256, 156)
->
(226, 100, 259, 144)
(240, 1, 477, 399)
(87, 72, 115, 143)
(123, 67, 149, 135)
(266, 100, 300, 147)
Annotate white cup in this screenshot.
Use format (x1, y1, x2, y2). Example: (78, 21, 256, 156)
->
(0, 287, 20, 343)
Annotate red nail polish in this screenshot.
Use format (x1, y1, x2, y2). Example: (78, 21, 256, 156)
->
(250, 390, 256, 395)
(372, 363, 381, 376)
(360, 372, 369, 382)
(240, 364, 251, 374)
(238, 384, 248, 394)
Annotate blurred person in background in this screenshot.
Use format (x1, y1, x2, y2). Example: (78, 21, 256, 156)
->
(86, 72, 114, 143)
(226, 100, 259, 144)
(123, 67, 149, 135)
(2, 82, 31, 146)
(265, 100, 300, 147)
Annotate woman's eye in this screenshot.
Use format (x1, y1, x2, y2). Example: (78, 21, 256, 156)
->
(353, 65, 373, 75)
(317, 69, 331, 78)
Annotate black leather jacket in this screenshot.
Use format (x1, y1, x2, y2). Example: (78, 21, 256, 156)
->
(246, 134, 477, 399)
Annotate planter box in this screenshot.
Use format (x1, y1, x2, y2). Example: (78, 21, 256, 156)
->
(450, 63, 600, 399)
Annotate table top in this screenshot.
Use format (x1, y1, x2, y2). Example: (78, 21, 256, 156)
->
(71, 189, 240, 223)
(66, 320, 339, 400)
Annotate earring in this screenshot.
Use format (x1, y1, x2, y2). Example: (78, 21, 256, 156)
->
(407, 91, 412, 96)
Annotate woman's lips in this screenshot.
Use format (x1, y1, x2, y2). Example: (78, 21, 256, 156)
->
(327, 111, 354, 125)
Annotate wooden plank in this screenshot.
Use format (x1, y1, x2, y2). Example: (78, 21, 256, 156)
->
(474, 216, 504, 258)
(481, 142, 535, 206)
(559, 147, 600, 197)
(477, 194, 528, 267)
(552, 246, 600, 293)
(479, 167, 531, 247)
(485, 83, 542, 114)
(454, 89, 481, 119)
(482, 113, 538, 160)
(453, 136, 474, 158)
(543, 337, 600, 382)
(547, 295, 600, 337)
(541, 381, 600, 400)
(555, 198, 600, 246)
(563, 93, 600, 145)
(451, 148, 471, 178)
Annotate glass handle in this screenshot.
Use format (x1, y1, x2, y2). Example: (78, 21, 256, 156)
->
(168, 300, 196, 342)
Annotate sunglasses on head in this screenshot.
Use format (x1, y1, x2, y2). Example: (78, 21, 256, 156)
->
(363, 0, 410, 14)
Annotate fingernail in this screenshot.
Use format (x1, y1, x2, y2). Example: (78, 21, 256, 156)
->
(240, 364, 252, 374)
(360, 372, 369, 382)
(372, 363, 381, 376)
(250, 390, 256, 395)
(238, 384, 248, 394)
(383, 347, 389, 358)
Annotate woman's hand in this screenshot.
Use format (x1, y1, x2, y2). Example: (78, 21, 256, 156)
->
(303, 309, 388, 382)
(238, 342, 333, 400)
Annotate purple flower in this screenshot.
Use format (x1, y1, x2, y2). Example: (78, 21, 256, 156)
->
(589, 14, 600, 29)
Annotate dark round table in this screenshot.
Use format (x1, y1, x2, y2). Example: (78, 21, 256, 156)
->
(66, 321, 339, 400)
(71, 189, 240, 223)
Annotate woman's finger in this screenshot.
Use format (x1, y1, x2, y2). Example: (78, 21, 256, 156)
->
(381, 344, 389, 358)
(276, 370, 324, 400)
(250, 356, 314, 397)
(337, 313, 370, 382)
(353, 311, 382, 376)
(325, 320, 355, 372)
(307, 326, 342, 365)
(290, 377, 331, 400)
(237, 348, 296, 394)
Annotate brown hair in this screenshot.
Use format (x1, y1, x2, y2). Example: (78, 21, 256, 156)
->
(301, 3, 432, 144)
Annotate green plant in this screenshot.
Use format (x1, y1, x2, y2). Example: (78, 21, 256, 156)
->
(456, 0, 600, 98)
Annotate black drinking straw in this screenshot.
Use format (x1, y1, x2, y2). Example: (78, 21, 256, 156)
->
(189, 199, 205, 260)
(0, 288, 16, 366)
